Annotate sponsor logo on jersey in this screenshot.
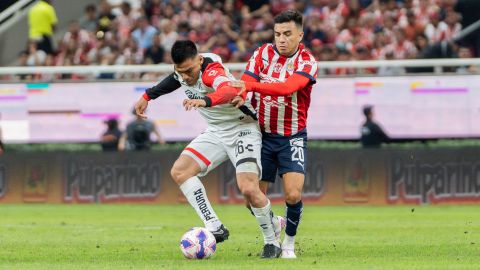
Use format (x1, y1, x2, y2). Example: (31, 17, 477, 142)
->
(238, 130, 252, 137)
(259, 76, 282, 84)
(185, 89, 203, 99)
(261, 96, 289, 108)
(299, 60, 316, 66)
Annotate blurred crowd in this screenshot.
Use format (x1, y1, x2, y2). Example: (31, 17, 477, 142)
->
(13, 0, 480, 79)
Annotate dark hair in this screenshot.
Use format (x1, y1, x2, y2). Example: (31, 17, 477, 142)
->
(105, 119, 118, 130)
(85, 4, 96, 12)
(363, 105, 373, 118)
(171, 40, 198, 64)
(274, 10, 303, 27)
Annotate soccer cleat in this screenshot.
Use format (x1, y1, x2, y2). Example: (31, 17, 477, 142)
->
(261, 244, 282, 258)
(210, 224, 229, 243)
(281, 247, 297, 259)
(273, 216, 286, 243)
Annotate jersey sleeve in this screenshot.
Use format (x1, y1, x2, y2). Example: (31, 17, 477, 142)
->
(244, 73, 311, 96)
(294, 51, 318, 84)
(143, 73, 181, 100)
(201, 62, 242, 107)
(201, 62, 231, 91)
(243, 45, 267, 81)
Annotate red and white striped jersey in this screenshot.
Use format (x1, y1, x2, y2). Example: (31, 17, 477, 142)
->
(244, 43, 318, 136)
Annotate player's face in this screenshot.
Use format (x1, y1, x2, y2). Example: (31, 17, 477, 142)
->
(274, 21, 304, 56)
(175, 55, 202, 86)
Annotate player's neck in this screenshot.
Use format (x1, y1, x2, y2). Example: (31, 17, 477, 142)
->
(274, 44, 301, 58)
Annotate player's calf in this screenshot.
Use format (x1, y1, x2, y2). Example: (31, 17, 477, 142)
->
(237, 172, 281, 257)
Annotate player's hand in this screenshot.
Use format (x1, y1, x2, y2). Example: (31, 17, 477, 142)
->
(230, 80, 248, 97)
(183, 99, 206, 111)
(135, 96, 149, 119)
(230, 80, 246, 90)
(230, 96, 245, 108)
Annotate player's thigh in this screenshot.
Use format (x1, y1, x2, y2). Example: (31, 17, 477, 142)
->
(260, 135, 279, 183)
(181, 132, 228, 177)
(224, 124, 262, 177)
(277, 129, 308, 179)
(171, 154, 202, 182)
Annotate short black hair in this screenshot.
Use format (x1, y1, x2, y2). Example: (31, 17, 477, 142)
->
(85, 4, 96, 12)
(363, 105, 373, 118)
(274, 10, 303, 28)
(105, 119, 118, 130)
(171, 40, 198, 64)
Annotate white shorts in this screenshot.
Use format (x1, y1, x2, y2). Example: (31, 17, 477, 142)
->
(181, 122, 262, 177)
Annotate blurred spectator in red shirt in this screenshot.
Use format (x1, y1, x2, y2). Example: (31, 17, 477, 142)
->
(403, 9, 425, 41)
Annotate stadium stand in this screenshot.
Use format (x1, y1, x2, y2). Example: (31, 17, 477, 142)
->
(0, 0, 479, 80)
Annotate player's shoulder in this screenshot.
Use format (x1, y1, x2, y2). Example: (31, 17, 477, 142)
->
(298, 44, 317, 61)
(200, 54, 229, 86)
(200, 53, 223, 64)
(254, 43, 274, 54)
(201, 53, 226, 72)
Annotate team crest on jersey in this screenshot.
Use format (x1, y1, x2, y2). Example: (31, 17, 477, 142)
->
(287, 60, 294, 72)
(273, 63, 283, 73)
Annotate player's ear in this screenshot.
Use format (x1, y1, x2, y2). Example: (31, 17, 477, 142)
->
(298, 31, 304, 41)
(198, 55, 204, 65)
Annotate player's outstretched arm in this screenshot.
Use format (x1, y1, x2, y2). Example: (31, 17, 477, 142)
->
(182, 84, 243, 110)
(203, 84, 242, 107)
(135, 73, 181, 118)
(235, 73, 312, 96)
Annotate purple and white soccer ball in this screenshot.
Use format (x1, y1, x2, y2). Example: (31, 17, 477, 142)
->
(180, 227, 216, 259)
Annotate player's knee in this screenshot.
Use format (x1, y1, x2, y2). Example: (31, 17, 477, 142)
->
(239, 184, 257, 200)
(237, 177, 258, 199)
(170, 165, 189, 185)
(259, 181, 269, 194)
(285, 190, 301, 204)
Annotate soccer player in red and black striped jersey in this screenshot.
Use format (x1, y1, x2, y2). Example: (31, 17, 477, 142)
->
(233, 10, 319, 259)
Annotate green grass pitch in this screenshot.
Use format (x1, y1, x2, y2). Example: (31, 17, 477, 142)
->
(0, 204, 479, 269)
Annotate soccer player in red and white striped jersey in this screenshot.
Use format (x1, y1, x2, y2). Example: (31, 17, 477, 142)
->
(243, 39, 317, 137)
(236, 10, 318, 259)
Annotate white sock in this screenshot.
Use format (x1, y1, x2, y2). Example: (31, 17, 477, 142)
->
(250, 199, 280, 247)
(179, 176, 222, 231)
(282, 235, 295, 249)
